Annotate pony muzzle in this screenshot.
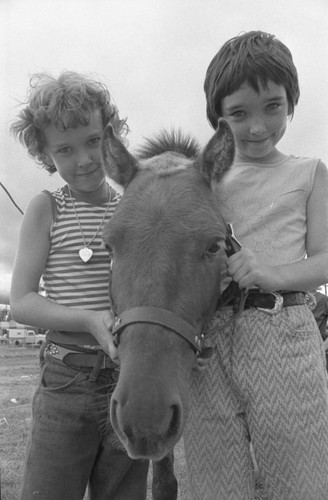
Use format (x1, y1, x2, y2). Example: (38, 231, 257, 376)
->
(110, 396, 183, 460)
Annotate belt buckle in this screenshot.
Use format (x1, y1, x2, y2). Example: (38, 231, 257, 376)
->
(46, 343, 59, 356)
(257, 292, 283, 315)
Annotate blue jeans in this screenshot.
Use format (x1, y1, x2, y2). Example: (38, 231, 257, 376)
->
(20, 350, 149, 500)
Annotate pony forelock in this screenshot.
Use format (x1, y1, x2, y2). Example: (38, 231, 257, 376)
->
(136, 129, 200, 160)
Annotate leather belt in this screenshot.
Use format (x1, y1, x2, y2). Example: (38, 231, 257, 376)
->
(45, 343, 117, 370)
(244, 291, 306, 313)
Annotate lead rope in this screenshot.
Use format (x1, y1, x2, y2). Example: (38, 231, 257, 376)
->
(108, 260, 122, 348)
(215, 287, 249, 334)
(215, 223, 248, 332)
(108, 260, 117, 316)
(231, 288, 248, 332)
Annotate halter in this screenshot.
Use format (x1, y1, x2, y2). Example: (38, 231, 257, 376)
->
(108, 224, 242, 356)
(112, 306, 205, 353)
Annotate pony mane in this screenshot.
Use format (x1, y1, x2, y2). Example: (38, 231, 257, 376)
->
(136, 129, 200, 160)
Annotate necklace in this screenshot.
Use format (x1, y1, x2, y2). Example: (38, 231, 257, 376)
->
(68, 185, 112, 263)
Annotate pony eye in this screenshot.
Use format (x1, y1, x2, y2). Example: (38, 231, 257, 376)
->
(104, 244, 114, 270)
(207, 241, 221, 255)
(104, 242, 113, 256)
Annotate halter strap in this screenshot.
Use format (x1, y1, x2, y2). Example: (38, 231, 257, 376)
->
(108, 224, 242, 355)
(112, 306, 204, 353)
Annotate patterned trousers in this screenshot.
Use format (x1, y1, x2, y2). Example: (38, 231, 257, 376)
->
(184, 305, 328, 500)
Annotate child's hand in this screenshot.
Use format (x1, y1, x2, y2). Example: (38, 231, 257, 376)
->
(227, 248, 278, 292)
(88, 310, 119, 362)
(219, 260, 233, 293)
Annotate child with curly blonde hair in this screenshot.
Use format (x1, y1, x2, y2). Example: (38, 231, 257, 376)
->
(11, 71, 149, 500)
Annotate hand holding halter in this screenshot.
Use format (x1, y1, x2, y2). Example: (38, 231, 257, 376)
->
(219, 224, 249, 313)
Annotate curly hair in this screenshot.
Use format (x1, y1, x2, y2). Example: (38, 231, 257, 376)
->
(204, 31, 300, 129)
(11, 71, 129, 173)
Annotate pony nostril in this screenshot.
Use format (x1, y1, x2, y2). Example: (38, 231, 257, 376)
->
(167, 404, 182, 438)
(122, 423, 133, 441)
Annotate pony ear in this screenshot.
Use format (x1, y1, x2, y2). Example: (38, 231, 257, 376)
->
(201, 119, 235, 184)
(102, 124, 138, 188)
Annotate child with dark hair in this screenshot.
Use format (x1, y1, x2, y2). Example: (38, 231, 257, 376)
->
(10, 71, 149, 500)
(184, 31, 328, 500)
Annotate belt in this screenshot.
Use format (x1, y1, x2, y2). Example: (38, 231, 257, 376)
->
(243, 290, 306, 313)
(45, 343, 117, 370)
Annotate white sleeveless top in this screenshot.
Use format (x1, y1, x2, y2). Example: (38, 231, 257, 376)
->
(214, 155, 320, 266)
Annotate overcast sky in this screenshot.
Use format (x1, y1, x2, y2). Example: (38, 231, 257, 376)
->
(1, 0, 327, 304)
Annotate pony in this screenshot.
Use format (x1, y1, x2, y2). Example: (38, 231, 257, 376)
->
(102, 120, 235, 467)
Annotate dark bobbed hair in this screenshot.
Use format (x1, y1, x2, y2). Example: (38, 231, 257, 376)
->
(11, 71, 129, 173)
(204, 31, 300, 129)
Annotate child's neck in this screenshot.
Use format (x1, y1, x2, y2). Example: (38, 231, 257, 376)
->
(67, 181, 110, 206)
(235, 147, 287, 165)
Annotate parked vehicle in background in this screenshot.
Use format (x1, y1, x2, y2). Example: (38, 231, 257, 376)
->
(7, 327, 45, 347)
(24, 330, 46, 347)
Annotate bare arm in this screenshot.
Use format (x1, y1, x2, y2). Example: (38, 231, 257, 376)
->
(227, 160, 328, 292)
(10, 193, 117, 358)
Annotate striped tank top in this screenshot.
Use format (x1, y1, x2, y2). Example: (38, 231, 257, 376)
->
(42, 184, 121, 345)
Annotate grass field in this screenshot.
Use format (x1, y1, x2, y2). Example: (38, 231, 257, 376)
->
(0, 345, 265, 500)
(0, 345, 192, 500)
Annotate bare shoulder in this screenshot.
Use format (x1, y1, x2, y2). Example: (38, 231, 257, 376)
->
(21, 192, 54, 236)
(26, 191, 53, 212)
(313, 159, 328, 183)
(306, 159, 328, 255)
(24, 192, 53, 220)
(316, 159, 328, 172)
(309, 159, 328, 196)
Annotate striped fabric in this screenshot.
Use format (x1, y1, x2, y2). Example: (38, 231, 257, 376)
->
(42, 185, 120, 311)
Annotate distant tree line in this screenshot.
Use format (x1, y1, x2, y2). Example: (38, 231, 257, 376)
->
(0, 307, 11, 322)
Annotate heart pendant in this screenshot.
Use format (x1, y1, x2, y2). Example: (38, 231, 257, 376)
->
(79, 247, 93, 263)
